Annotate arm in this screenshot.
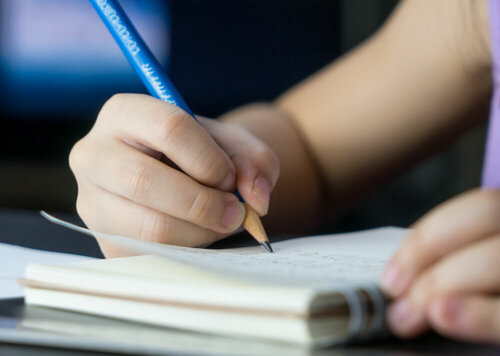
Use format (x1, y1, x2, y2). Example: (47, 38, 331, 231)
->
(223, 0, 491, 232)
(71, 0, 491, 256)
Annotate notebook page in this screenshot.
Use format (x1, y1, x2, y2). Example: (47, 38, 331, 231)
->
(216, 228, 406, 286)
(1, 242, 93, 299)
(41, 212, 407, 288)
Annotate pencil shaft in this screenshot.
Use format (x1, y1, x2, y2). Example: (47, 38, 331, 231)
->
(89, 0, 194, 117)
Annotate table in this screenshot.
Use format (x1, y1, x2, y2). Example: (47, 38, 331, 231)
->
(1, 208, 499, 355)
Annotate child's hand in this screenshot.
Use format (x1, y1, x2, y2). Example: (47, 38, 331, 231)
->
(69, 94, 279, 257)
(381, 188, 500, 343)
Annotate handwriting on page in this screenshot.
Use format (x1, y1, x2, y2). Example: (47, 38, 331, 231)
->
(147, 228, 407, 287)
(186, 250, 387, 287)
(41, 213, 407, 288)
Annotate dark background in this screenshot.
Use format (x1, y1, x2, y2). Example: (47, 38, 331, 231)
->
(0, 0, 486, 233)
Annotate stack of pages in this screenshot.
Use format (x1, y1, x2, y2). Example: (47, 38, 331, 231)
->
(21, 214, 406, 348)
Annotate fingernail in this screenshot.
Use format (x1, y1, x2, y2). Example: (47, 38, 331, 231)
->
(222, 201, 245, 230)
(252, 175, 272, 215)
(387, 299, 422, 335)
(430, 297, 463, 325)
(442, 298, 462, 321)
(381, 261, 408, 296)
(220, 171, 235, 191)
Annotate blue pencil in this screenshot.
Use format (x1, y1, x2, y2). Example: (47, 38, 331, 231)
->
(88, 0, 272, 252)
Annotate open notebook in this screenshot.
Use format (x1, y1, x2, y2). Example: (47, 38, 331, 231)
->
(20, 212, 407, 348)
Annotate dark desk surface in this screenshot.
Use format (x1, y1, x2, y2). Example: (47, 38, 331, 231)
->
(1, 208, 499, 355)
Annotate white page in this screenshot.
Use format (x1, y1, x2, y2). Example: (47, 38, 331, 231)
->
(0, 242, 95, 299)
(42, 212, 407, 288)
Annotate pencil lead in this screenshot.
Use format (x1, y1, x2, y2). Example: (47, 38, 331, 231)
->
(261, 241, 274, 253)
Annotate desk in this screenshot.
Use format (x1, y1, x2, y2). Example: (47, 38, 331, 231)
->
(1, 208, 499, 355)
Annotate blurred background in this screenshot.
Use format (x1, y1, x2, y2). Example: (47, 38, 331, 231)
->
(0, 0, 487, 232)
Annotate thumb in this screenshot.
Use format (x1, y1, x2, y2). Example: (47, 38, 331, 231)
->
(198, 117, 279, 216)
(232, 147, 278, 216)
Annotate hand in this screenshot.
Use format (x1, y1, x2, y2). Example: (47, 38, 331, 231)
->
(381, 188, 500, 343)
(70, 94, 279, 257)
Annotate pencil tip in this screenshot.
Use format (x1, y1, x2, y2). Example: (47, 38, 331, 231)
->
(261, 241, 274, 253)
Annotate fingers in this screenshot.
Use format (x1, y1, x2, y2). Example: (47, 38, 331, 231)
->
(199, 117, 280, 216)
(428, 295, 500, 343)
(407, 236, 500, 308)
(77, 184, 219, 258)
(387, 235, 500, 338)
(382, 188, 500, 297)
(387, 298, 428, 338)
(71, 94, 280, 252)
(71, 138, 245, 234)
(97, 94, 236, 191)
(381, 189, 500, 340)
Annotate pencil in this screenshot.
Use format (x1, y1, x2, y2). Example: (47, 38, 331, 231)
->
(88, 0, 272, 253)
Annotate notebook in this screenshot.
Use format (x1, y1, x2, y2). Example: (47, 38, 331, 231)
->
(0, 242, 94, 299)
(20, 212, 407, 348)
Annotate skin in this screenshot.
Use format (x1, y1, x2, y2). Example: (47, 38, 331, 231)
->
(70, 0, 499, 343)
(381, 189, 500, 342)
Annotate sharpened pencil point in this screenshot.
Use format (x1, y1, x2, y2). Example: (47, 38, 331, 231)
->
(261, 241, 274, 253)
(242, 202, 271, 251)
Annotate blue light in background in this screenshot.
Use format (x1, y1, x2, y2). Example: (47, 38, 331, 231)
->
(0, 0, 170, 119)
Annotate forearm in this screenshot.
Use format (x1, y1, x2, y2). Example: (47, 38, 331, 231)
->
(222, 0, 492, 233)
(277, 0, 492, 212)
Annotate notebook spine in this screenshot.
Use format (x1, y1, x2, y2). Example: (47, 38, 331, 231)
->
(338, 283, 389, 343)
